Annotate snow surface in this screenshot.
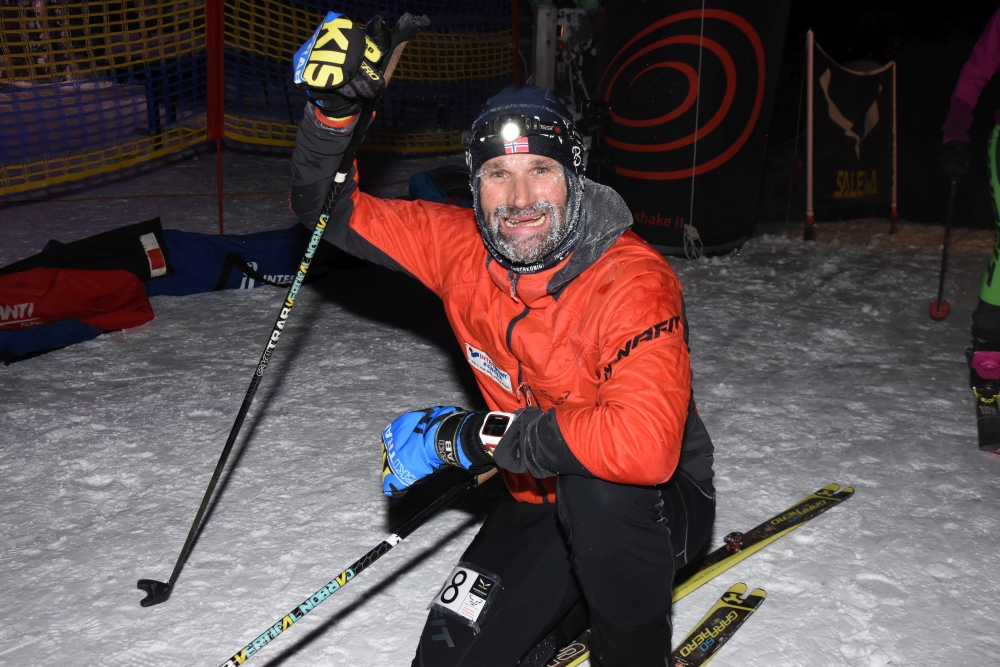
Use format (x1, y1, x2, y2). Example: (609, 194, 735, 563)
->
(2, 147, 1000, 667)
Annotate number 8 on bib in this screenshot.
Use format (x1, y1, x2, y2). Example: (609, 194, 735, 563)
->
(431, 562, 501, 632)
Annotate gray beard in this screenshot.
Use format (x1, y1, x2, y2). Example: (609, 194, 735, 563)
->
(488, 201, 569, 265)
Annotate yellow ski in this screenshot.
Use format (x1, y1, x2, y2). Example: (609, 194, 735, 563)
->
(546, 584, 765, 667)
(672, 482, 853, 600)
(545, 483, 853, 667)
(671, 583, 765, 666)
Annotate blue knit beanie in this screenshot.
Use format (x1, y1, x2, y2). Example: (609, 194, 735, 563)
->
(466, 85, 584, 178)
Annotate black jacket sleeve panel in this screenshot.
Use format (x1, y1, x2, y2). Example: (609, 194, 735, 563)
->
(677, 397, 715, 485)
(493, 407, 594, 478)
(494, 400, 714, 486)
(289, 104, 413, 278)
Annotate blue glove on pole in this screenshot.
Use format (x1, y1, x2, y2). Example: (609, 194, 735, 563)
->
(381, 407, 498, 497)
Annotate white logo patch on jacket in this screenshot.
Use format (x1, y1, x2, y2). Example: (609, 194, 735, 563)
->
(465, 343, 512, 393)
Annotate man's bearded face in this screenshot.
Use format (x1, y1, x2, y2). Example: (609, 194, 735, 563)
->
(488, 200, 568, 264)
(478, 154, 569, 265)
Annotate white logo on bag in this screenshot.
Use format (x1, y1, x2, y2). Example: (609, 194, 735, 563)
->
(0, 302, 40, 328)
(465, 343, 513, 392)
(240, 262, 259, 290)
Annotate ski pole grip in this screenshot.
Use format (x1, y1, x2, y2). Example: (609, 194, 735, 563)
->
(475, 467, 499, 486)
(383, 13, 430, 83)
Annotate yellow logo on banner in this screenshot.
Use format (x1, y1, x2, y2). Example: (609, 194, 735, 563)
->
(303, 16, 353, 87)
(834, 169, 877, 198)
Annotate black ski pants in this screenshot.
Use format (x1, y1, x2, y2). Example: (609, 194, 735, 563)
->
(411, 471, 715, 667)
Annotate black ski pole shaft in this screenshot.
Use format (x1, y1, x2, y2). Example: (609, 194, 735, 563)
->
(930, 177, 958, 320)
(137, 13, 429, 608)
(217, 468, 497, 667)
(936, 179, 958, 301)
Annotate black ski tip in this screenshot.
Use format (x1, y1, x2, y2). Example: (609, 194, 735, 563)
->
(137, 579, 173, 607)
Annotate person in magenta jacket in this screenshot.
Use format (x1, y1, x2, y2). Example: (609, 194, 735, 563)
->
(942, 5, 1000, 451)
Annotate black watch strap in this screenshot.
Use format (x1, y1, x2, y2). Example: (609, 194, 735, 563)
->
(434, 411, 468, 468)
(458, 413, 496, 472)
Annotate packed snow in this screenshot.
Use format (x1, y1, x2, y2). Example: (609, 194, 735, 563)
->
(2, 147, 999, 666)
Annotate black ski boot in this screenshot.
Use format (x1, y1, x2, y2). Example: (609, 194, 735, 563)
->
(968, 346, 1000, 452)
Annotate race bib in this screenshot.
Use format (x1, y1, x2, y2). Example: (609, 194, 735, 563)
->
(431, 562, 501, 632)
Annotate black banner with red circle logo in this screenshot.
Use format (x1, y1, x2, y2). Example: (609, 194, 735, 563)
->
(594, 0, 790, 253)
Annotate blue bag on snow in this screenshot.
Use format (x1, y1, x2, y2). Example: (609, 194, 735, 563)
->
(0, 318, 104, 364)
(408, 165, 473, 208)
(146, 225, 311, 296)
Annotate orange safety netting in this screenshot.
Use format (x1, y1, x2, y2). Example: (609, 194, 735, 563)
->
(1, 0, 512, 195)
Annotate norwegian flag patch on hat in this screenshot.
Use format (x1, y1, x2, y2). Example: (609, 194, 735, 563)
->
(504, 136, 530, 154)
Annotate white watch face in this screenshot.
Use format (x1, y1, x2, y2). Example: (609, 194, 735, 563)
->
(480, 412, 513, 448)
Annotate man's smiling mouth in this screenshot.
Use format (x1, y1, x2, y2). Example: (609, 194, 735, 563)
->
(501, 213, 547, 228)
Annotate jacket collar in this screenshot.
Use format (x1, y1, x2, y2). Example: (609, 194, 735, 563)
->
(485, 179, 633, 307)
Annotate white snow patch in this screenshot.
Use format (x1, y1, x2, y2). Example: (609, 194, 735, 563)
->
(2, 155, 999, 666)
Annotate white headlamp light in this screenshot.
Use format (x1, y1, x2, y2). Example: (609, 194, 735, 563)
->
(500, 121, 521, 143)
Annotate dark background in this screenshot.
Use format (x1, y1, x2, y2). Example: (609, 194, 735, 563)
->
(760, 1, 1000, 228)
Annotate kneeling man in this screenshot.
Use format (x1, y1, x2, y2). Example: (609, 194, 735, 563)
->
(289, 17, 716, 666)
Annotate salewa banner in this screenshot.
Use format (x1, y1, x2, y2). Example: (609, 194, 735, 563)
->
(594, 0, 791, 254)
(811, 42, 896, 216)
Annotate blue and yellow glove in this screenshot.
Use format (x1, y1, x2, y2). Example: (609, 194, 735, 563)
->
(292, 12, 389, 118)
(381, 407, 497, 497)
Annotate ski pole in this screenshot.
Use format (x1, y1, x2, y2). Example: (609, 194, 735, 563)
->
(217, 468, 497, 667)
(137, 12, 430, 608)
(930, 176, 958, 320)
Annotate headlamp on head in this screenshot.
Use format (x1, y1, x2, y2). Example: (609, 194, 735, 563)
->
(465, 113, 577, 146)
(500, 119, 521, 143)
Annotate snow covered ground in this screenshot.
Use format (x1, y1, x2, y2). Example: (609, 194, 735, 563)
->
(2, 147, 999, 667)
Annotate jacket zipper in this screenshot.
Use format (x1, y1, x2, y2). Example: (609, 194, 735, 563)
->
(506, 278, 545, 501)
(508, 270, 520, 301)
(505, 303, 533, 407)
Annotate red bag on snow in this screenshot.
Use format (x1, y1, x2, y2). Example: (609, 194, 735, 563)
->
(0, 267, 154, 332)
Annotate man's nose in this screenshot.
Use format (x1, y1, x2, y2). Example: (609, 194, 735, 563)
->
(511, 174, 532, 209)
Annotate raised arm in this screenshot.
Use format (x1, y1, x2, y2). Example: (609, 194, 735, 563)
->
(943, 7, 1000, 145)
(288, 14, 481, 292)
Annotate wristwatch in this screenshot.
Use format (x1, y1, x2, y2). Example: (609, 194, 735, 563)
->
(479, 411, 515, 451)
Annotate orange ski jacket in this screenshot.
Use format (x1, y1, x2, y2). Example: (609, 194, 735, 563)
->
(290, 107, 714, 504)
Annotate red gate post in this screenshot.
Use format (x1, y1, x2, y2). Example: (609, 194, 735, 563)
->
(206, 0, 225, 234)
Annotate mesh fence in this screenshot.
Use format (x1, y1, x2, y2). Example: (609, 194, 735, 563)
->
(1, 0, 208, 194)
(224, 0, 513, 152)
(1, 0, 511, 196)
